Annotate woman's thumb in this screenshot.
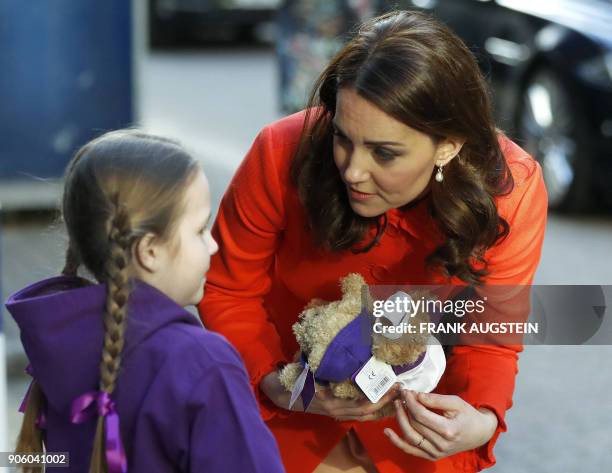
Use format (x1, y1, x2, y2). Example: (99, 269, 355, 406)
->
(412, 391, 463, 411)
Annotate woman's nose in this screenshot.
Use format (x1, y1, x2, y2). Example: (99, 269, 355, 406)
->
(343, 151, 370, 184)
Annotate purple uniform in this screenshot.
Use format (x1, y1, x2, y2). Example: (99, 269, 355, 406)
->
(6, 276, 285, 473)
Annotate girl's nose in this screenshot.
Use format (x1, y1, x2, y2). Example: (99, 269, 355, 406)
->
(207, 233, 219, 256)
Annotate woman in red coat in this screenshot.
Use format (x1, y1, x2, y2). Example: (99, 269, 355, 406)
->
(199, 10, 547, 473)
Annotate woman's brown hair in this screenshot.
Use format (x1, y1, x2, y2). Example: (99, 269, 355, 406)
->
(16, 130, 199, 472)
(291, 10, 513, 285)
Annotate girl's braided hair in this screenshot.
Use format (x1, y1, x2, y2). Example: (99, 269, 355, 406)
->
(16, 130, 199, 473)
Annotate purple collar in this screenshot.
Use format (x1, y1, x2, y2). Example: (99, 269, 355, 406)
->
(392, 351, 426, 375)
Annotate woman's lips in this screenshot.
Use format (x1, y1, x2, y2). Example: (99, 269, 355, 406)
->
(349, 187, 375, 201)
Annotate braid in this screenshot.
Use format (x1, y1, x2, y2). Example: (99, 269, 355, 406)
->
(89, 196, 132, 473)
(99, 197, 132, 393)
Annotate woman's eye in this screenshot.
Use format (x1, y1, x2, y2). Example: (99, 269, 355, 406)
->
(374, 148, 397, 162)
(333, 130, 347, 141)
(333, 133, 353, 151)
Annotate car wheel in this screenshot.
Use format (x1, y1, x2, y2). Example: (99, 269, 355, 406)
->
(517, 69, 592, 211)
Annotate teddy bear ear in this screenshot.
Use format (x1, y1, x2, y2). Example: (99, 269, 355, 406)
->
(341, 273, 367, 296)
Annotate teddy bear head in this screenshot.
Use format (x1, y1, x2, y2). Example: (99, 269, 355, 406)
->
(292, 272, 367, 374)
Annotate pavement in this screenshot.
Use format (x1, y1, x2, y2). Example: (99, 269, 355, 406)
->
(2, 46, 612, 472)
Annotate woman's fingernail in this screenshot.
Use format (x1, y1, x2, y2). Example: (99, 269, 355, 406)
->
(384, 428, 392, 437)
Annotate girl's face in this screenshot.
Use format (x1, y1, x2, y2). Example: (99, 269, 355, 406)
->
(332, 87, 462, 218)
(148, 171, 218, 307)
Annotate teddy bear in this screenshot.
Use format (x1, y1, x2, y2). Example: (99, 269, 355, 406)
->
(279, 272, 446, 412)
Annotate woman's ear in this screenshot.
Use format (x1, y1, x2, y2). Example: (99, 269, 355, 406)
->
(435, 137, 466, 167)
(132, 232, 162, 274)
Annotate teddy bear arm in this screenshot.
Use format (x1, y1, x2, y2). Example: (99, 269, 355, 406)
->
(279, 362, 305, 392)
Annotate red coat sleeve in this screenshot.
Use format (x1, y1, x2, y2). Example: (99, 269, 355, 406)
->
(440, 151, 548, 471)
(198, 124, 294, 421)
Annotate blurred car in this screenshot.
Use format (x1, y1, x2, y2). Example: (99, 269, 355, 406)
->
(277, 0, 612, 211)
(418, 0, 612, 211)
(149, 0, 281, 45)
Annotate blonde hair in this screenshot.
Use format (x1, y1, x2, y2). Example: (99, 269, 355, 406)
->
(16, 130, 199, 472)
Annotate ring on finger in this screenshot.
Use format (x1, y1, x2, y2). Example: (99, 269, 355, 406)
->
(416, 435, 425, 448)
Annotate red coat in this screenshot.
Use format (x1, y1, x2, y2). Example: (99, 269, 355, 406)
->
(199, 110, 548, 472)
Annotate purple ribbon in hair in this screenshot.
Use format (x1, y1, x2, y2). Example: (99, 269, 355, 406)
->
(18, 364, 47, 429)
(18, 364, 34, 412)
(70, 391, 127, 473)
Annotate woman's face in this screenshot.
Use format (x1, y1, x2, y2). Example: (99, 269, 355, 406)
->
(332, 87, 461, 218)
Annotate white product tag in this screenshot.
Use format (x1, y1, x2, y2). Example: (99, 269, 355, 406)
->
(354, 356, 398, 403)
(382, 291, 412, 326)
(288, 363, 310, 410)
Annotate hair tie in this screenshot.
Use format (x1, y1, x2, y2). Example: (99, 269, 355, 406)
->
(71, 391, 127, 473)
(18, 364, 47, 429)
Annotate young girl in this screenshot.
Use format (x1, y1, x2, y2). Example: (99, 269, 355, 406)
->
(6, 130, 285, 473)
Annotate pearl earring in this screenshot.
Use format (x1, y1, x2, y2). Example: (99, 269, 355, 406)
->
(435, 165, 444, 183)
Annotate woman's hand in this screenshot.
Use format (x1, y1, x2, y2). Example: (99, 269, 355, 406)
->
(384, 390, 498, 461)
(260, 371, 400, 422)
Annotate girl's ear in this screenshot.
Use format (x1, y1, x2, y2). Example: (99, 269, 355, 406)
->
(133, 232, 162, 274)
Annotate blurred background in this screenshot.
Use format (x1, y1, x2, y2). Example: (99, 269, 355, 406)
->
(1, 0, 611, 470)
